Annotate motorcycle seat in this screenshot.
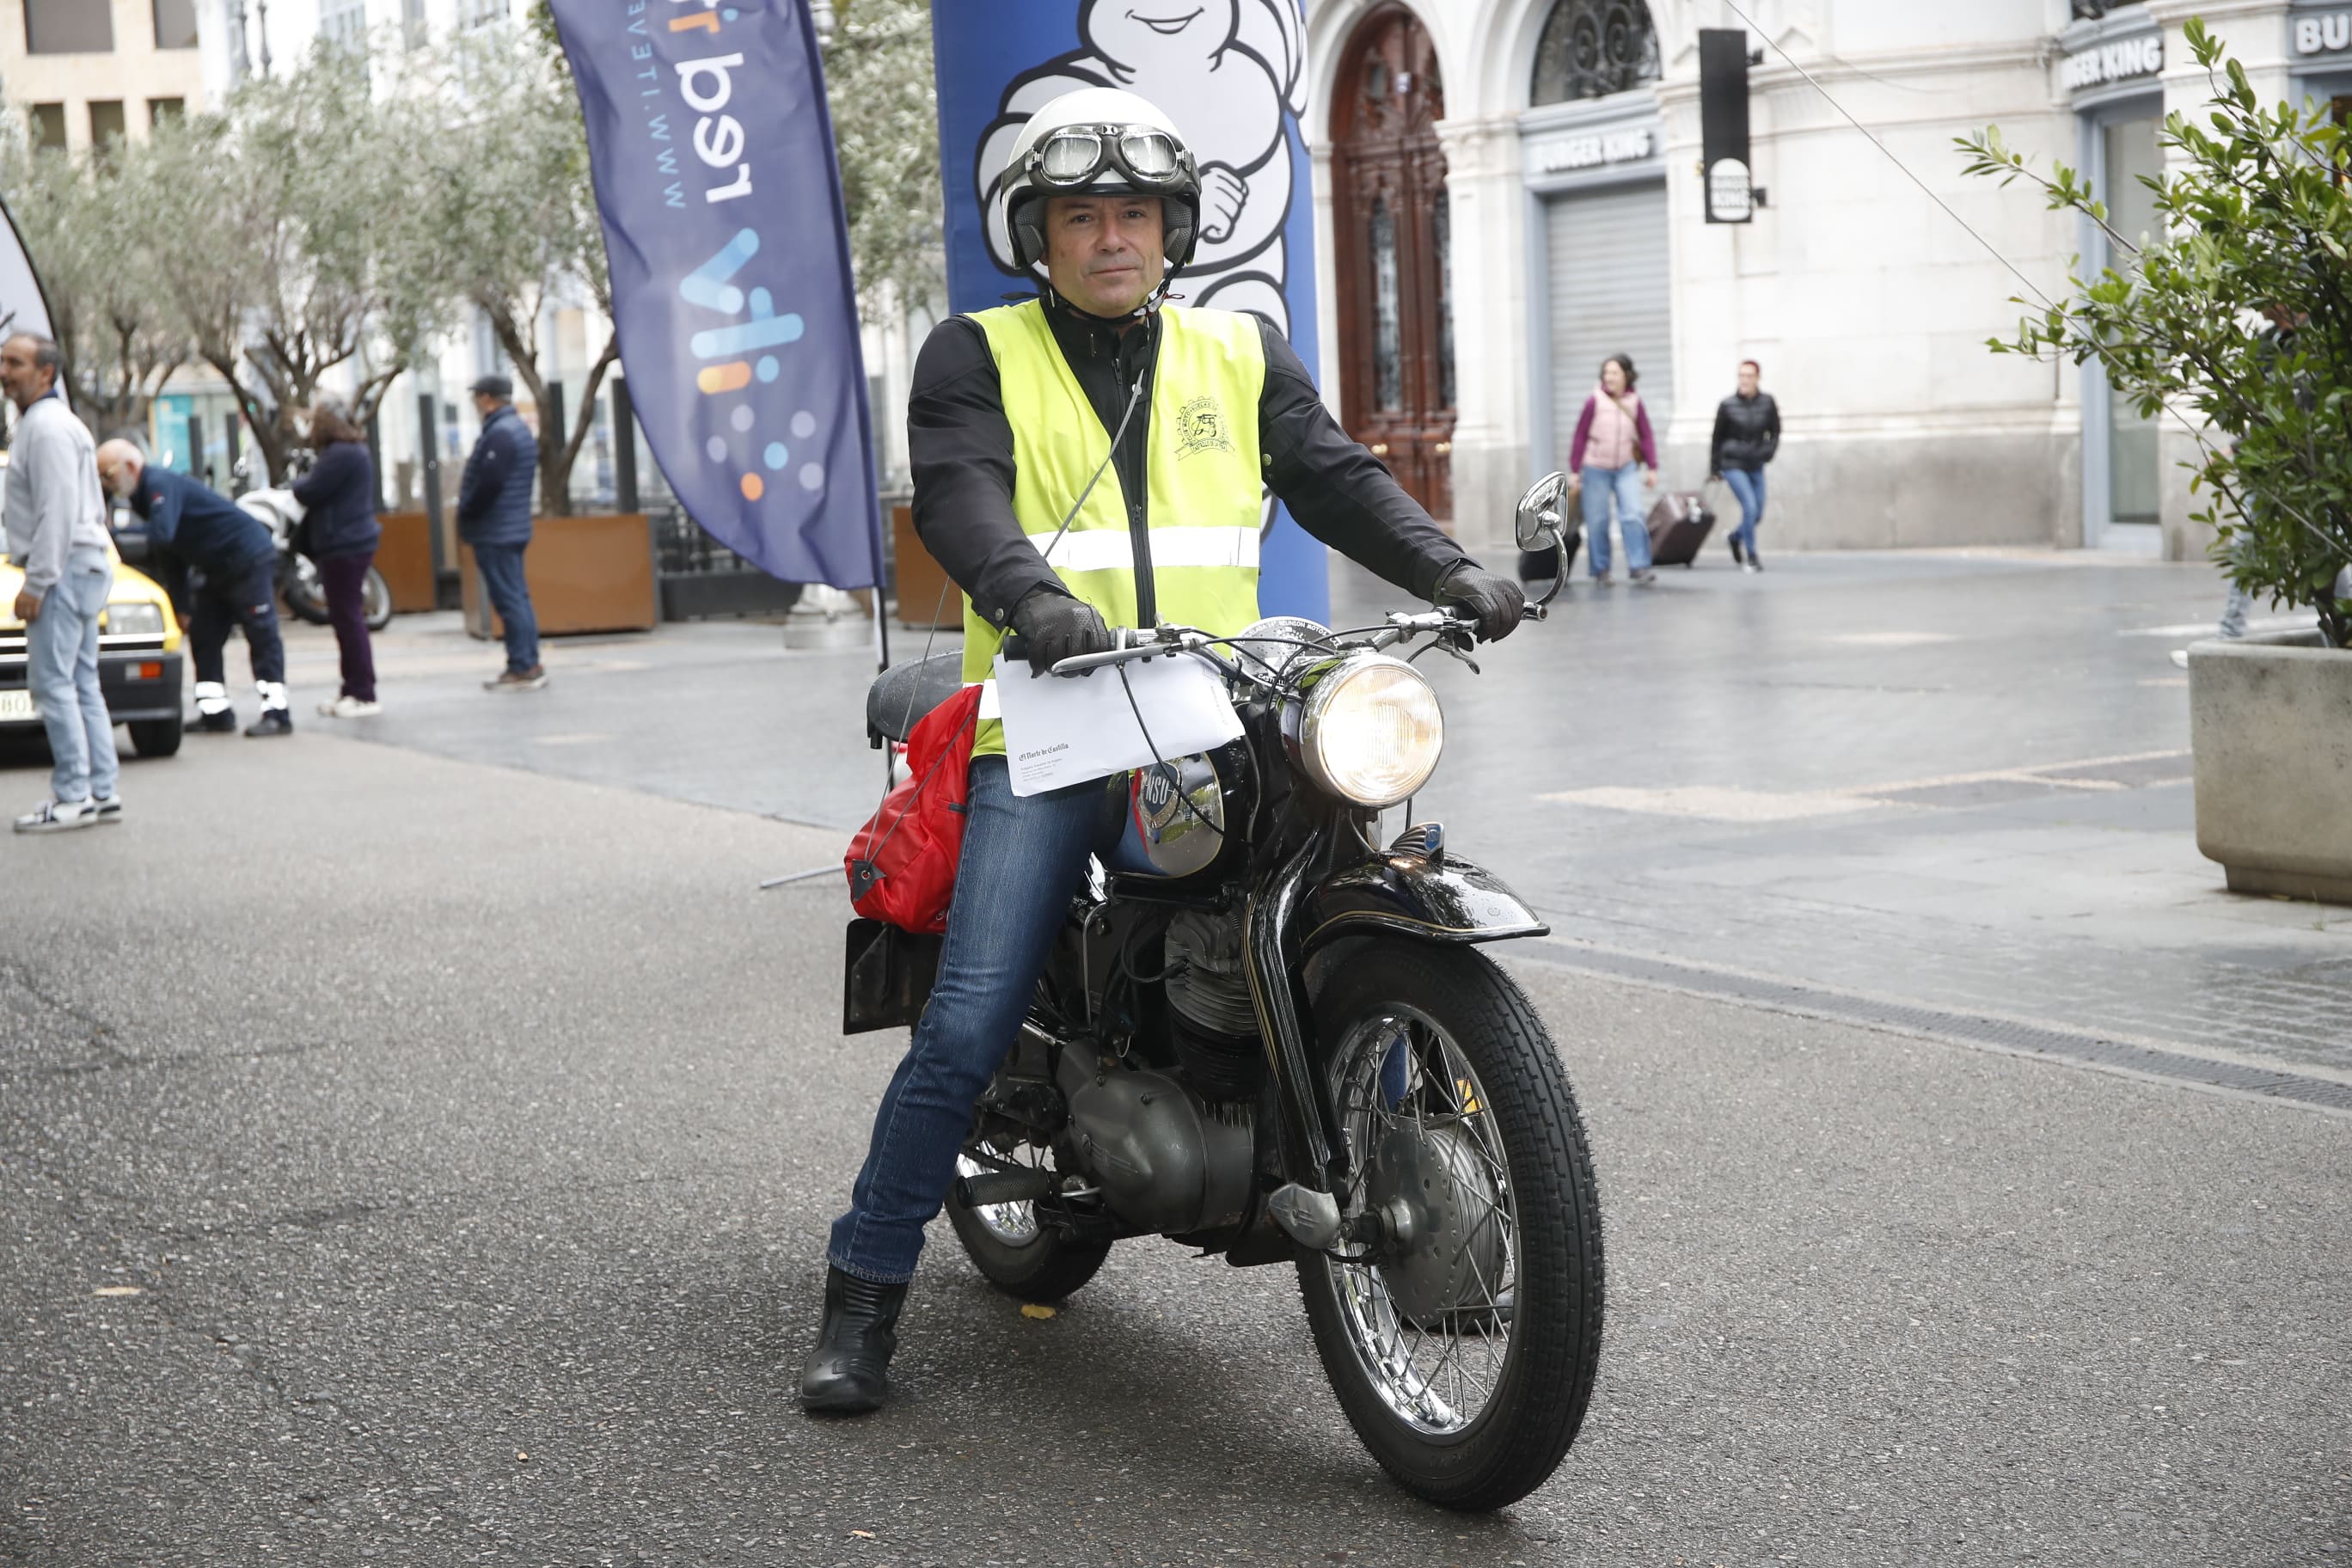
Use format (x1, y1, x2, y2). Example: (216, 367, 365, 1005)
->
(866, 651, 966, 744)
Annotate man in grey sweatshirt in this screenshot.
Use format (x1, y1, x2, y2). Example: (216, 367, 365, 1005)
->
(4, 334, 120, 833)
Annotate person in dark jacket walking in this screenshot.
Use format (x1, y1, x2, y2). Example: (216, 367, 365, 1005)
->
(96, 438, 292, 737)
(1709, 359, 1780, 572)
(292, 400, 383, 718)
(457, 374, 545, 691)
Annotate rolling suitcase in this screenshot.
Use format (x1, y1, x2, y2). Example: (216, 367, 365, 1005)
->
(1646, 489, 1714, 568)
(1517, 524, 1582, 583)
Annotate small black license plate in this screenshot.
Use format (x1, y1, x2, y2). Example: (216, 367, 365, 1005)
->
(842, 918, 942, 1035)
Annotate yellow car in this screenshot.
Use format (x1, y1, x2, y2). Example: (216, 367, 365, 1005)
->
(0, 545, 186, 758)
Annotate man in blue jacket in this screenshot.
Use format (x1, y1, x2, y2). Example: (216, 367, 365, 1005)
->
(458, 375, 545, 692)
(97, 438, 291, 738)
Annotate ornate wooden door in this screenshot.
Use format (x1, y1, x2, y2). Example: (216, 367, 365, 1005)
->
(1332, 5, 1454, 520)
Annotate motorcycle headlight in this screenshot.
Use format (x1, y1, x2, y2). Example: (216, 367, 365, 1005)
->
(1290, 652, 1443, 808)
(103, 602, 164, 635)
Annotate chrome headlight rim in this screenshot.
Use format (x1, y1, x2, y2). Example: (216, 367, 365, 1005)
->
(1290, 651, 1444, 810)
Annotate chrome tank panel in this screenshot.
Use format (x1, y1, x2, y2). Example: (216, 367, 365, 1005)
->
(1103, 747, 1235, 881)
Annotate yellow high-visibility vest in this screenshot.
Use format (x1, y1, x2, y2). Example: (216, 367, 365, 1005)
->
(962, 299, 1266, 759)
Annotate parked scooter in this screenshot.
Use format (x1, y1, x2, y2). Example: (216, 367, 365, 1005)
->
(230, 454, 393, 631)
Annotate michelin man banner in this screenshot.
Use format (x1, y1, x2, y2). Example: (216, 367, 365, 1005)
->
(932, 1, 1330, 622)
(551, 0, 879, 588)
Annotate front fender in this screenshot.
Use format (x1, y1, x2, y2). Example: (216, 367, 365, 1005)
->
(1299, 841, 1549, 952)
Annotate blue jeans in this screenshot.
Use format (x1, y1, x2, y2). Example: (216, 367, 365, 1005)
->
(1723, 465, 1767, 555)
(1581, 462, 1651, 576)
(829, 755, 1113, 1283)
(28, 547, 119, 805)
(473, 543, 539, 672)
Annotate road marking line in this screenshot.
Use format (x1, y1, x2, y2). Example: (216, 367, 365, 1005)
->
(1541, 750, 2192, 821)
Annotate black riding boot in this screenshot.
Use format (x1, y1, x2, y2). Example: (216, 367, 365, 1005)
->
(799, 1266, 907, 1414)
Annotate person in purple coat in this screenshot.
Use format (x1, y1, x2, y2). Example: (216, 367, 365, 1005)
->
(291, 401, 383, 718)
(1567, 353, 1660, 587)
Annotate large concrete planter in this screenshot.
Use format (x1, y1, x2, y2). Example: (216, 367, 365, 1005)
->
(460, 513, 658, 639)
(2189, 628, 2352, 903)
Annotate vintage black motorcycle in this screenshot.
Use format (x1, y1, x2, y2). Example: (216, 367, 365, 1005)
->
(844, 476, 1602, 1511)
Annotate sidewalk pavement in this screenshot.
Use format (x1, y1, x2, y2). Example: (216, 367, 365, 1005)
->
(222, 545, 2347, 1091)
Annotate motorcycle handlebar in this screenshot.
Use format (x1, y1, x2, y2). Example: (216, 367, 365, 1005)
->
(999, 626, 1160, 674)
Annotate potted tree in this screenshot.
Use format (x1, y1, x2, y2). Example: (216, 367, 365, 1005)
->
(1960, 20, 2352, 903)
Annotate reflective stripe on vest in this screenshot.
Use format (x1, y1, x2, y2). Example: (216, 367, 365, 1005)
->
(962, 300, 1266, 758)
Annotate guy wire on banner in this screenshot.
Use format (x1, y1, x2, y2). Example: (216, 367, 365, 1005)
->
(1716, 0, 2250, 480)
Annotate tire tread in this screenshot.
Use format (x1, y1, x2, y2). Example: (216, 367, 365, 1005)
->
(1299, 940, 1604, 1511)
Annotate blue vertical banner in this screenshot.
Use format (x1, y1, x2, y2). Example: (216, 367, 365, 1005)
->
(929, 2, 1330, 622)
(549, 0, 879, 589)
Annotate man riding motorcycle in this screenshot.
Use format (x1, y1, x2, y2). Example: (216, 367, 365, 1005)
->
(801, 88, 1527, 1413)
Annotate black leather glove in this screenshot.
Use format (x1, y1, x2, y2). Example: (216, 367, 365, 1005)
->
(1008, 586, 1115, 675)
(1431, 560, 1527, 644)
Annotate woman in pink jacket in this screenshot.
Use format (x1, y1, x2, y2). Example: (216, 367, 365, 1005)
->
(1567, 353, 1660, 586)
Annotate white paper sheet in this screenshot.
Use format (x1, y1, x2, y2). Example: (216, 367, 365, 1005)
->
(992, 651, 1244, 797)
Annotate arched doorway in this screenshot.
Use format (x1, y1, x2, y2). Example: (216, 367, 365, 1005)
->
(1331, 5, 1452, 520)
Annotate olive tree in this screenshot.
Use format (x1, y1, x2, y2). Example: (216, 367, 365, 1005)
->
(149, 46, 452, 482)
(1959, 20, 2352, 648)
(528, 0, 942, 321)
(824, 0, 943, 322)
(430, 25, 614, 517)
(0, 135, 190, 439)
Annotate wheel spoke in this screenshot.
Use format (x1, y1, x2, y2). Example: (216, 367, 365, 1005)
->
(1325, 1001, 1527, 1437)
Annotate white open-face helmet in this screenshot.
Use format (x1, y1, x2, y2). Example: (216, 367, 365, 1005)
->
(998, 88, 1202, 274)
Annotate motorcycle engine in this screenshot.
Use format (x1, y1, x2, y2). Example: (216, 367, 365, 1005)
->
(1057, 1039, 1253, 1236)
(1161, 908, 1265, 1101)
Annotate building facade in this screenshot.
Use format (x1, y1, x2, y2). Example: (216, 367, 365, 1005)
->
(1, 0, 206, 151)
(195, 0, 512, 103)
(1301, 0, 2352, 560)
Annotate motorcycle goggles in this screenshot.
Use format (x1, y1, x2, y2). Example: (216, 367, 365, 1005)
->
(1026, 124, 1195, 193)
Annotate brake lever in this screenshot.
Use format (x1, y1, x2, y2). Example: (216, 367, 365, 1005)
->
(1414, 628, 1481, 676)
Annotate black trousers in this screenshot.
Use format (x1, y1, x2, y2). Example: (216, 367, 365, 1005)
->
(190, 554, 286, 694)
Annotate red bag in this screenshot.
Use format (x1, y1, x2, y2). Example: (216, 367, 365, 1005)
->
(844, 684, 983, 934)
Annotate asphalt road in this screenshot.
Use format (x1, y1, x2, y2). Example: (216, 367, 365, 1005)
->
(4, 732, 2347, 1565)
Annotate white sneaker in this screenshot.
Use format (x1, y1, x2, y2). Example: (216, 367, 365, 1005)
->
(14, 798, 96, 834)
(318, 695, 383, 718)
(91, 795, 122, 824)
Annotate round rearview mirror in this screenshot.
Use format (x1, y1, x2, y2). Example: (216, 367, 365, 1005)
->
(1514, 471, 1568, 551)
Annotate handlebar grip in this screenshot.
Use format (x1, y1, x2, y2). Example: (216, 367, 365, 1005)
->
(1001, 632, 1029, 664)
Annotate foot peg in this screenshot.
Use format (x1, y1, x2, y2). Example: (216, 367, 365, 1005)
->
(1267, 1183, 1344, 1251)
(956, 1169, 1056, 1208)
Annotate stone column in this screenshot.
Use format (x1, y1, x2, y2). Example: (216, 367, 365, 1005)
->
(1306, 137, 1343, 400)
(1434, 113, 1528, 554)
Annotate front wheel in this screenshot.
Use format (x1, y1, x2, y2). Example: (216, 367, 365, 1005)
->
(1298, 940, 1604, 1511)
(126, 718, 182, 758)
(281, 556, 331, 625)
(362, 567, 394, 631)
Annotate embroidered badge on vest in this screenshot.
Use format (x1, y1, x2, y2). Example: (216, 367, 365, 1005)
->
(1174, 395, 1234, 460)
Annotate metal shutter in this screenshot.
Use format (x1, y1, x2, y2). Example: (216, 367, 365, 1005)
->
(1547, 184, 1673, 466)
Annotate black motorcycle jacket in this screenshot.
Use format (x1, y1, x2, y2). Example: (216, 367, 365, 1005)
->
(1710, 390, 1781, 474)
(906, 297, 1472, 630)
